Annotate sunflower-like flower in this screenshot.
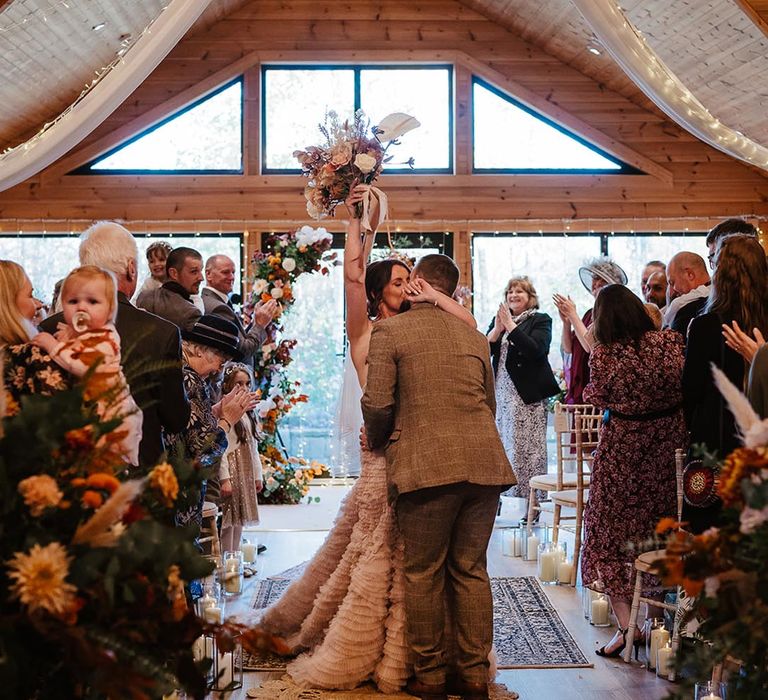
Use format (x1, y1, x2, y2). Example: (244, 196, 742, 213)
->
(719, 448, 768, 506)
(7, 542, 77, 619)
(149, 462, 179, 507)
(18, 475, 64, 516)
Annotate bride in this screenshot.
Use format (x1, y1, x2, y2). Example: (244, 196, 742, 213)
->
(254, 186, 477, 692)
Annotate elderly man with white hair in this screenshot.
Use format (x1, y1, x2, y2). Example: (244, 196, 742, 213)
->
(40, 221, 190, 468)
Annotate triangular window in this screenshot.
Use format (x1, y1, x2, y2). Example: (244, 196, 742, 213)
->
(473, 78, 636, 173)
(77, 79, 243, 174)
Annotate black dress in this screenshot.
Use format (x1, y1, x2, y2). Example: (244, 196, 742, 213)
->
(682, 311, 746, 532)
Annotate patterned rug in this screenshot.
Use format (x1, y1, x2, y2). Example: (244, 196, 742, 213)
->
(243, 566, 590, 671)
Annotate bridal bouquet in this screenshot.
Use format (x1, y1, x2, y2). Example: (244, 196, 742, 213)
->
(294, 110, 420, 231)
(652, 369, 768, 698)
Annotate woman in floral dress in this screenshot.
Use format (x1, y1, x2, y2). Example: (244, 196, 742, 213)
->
(580, 284, 687, 658)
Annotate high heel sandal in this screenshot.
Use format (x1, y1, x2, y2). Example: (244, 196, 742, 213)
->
(595, 627, 627, 658)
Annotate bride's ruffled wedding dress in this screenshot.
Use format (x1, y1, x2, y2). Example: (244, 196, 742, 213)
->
(256, 358, 411, 693)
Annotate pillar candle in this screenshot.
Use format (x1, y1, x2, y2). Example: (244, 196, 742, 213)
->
(656, 642, 673, 678)
(199, 593, 215, 611)
(240, 541, 256, 563)
(224, 570, 242, 594)
(217, 651, 233, 688)
(557, 561, 574, 584)
(204, 605, 223, 624)
(648, 627, 670, 670)
(526, 534, 540, 561)
(192, 635, 206, 662)
(590, 595, 609, 625)
(538, 551, 558, 582)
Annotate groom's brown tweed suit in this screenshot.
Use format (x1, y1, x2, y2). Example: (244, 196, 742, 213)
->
(362, 302, 514, 686)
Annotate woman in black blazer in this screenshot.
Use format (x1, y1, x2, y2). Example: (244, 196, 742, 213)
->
(488, 276, 560, 518)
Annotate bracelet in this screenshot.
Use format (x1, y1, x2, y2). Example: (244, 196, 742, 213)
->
(219, 418, 232, 432)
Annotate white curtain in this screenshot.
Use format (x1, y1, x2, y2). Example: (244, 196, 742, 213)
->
(0, 0, 213, 192)
(571, 0, 768, 172)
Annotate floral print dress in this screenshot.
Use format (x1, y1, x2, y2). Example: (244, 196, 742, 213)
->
(3, 343, 71, 413)
(581, 330, 688, 599)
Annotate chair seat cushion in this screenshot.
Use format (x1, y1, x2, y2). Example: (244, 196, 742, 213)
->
(529, 473, 591, 490)
(551, 488, 589, 505)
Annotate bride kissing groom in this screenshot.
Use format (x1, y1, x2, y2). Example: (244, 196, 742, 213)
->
(363, 253, 515, 700)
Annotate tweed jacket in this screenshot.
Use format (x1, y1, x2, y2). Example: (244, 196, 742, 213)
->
(362, 302, 515, 498)
(41, 292, 190, 468)
(201, 287, 266, 360)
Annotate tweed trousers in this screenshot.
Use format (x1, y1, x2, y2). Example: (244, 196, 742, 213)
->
(396, 482, 502, 685)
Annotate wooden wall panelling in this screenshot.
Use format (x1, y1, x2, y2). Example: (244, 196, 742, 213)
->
(2, 0, 767, 230)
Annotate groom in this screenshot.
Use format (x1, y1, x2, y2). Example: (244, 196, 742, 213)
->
(362, 254, 514, 700)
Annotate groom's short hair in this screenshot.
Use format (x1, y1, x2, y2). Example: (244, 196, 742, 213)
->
(413, 254, 460, 296)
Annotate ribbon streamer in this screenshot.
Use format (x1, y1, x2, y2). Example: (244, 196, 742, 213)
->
(359, 185, 389, 234)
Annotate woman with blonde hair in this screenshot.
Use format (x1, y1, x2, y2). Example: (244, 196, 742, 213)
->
(488, 275, 559, 520)
(683, 234, 768, 532)
(0, 260, 70, 409)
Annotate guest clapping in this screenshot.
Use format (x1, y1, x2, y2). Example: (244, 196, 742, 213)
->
(553, 258, 627, 404)
(683, 235, 768, 532)
(580, 285, 686, 658)
(487, 276, 559, 518)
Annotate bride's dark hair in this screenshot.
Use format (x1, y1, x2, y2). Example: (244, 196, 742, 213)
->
(365, 259, 411, 319)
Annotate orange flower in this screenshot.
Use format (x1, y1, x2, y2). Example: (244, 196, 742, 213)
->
(64, 427, 94, 449)
(85, 473, 120, 494)
(70, 478, 87, 488)
(81, 490, 103, 509)
(683, 577, 704, 597)
(148, 462, 179, 508)
(655, 517, 680, 535)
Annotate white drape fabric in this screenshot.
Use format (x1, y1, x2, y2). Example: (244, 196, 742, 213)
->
(571, 0, 768, 172)
(0, 0, 213, 192)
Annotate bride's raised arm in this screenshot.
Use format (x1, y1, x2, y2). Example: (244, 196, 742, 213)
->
(343, 185, 377, 342)
(404, 278, 477, 330)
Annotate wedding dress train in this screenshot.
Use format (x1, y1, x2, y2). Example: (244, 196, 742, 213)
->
(256, 445, 411, 692)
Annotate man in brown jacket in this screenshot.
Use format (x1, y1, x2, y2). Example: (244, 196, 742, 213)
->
(362, 254, 514, 700)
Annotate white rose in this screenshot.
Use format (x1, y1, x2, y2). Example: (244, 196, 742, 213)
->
(271, 286, 284, 299)
(258, 397, 276, 418)
(374, 112, 421, 142)
(282, 257, 297, 272)
(354, 153, 377, 174)
(252, 279, 268, 295)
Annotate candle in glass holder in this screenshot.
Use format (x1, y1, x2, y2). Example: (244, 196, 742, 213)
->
(240, 539, 256, 564)
(537, 544, 558, 583)
(526, 534, 540, 561)
(648, 626, 670, 670)
(223, 570, 242, 594)
(656, 641, 673, 678)
(590, 594, 610, 626)
(217, 651, 233, 688)
(204, 605, 223, 624)
(557, 560, 574, 584)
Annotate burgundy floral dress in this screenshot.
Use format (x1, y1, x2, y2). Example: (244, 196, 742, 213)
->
(581, 330, 687, 599)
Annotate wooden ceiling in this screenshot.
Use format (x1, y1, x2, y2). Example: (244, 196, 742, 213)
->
(462, 0, 768, 147)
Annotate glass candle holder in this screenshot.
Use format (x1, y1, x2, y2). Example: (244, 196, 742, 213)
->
(502, 527, 523, 557)
(589, 593, 611, 627)
(557, 557, 574, 585)
(207, 634, 244, 691)
(581, 585, 598, 619)
(644, 618, 669, 671)
(240, 537, 257, 564)
(694, 681, 727, 700)
(521, 523, 548, 561)
(222, 550, 243, 596)
(537, 542, 558, 584)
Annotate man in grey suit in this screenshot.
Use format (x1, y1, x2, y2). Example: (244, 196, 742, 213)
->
(201, 254, 276, 362)
(362, 254, 514, 700)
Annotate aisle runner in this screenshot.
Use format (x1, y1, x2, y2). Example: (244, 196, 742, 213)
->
(245, 568, 591, 670)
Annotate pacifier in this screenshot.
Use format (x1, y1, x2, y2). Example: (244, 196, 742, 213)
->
(72, 311, 91, 333)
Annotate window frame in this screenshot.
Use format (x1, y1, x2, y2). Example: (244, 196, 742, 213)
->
(471, 77, 641, 175)
(260, 64, 454, 175)
(73, 78, 245, 176)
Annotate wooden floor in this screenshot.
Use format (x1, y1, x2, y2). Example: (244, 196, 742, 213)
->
(215, 495, 673, 700)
